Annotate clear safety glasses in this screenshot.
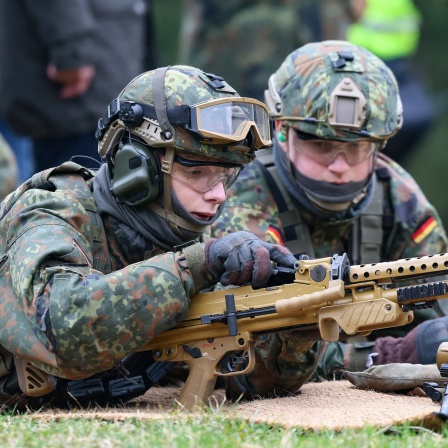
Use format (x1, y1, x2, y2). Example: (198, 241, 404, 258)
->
(293, 133, 380, 167)
(188, 97, 271, 148)
(170, 155, 243, 193)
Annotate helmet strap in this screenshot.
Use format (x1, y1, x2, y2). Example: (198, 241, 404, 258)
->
(149, 68, 207, 235)
(149, 146, 205, 235)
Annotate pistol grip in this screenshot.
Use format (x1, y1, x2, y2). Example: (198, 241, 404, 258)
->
(178, 356, 219, 411)
(154, 332, 253, 411)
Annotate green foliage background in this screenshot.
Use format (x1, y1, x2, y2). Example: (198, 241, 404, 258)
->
(405, 0, 448, 228)
(153, 0, 448, 227)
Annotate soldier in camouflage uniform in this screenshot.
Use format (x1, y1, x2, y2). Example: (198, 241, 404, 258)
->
(0, 133, 18, 201)
(180, 0, 365, 100)
(210, 41, 448, 400)
(0, 65, 297, 410)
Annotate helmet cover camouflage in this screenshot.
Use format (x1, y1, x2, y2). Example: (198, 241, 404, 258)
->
(100, 65, 258, 164)
(265, 40, 403, 141)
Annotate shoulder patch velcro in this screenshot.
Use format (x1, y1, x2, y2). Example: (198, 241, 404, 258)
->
(412, 216, 437, 244)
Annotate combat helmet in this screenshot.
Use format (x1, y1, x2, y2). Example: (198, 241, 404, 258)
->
(264, 40, 403, 143)
(95, 65, 271, 234)
(262, 41, 405, 215)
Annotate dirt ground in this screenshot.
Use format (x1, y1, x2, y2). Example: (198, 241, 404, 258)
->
(30, 381, 445, 431)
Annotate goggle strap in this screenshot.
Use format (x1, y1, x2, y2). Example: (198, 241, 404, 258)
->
(159, 147, 205, 235)
(162, 147, 178, 234)
(132, 103, 190, 126)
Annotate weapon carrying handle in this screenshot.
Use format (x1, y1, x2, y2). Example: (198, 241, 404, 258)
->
(275, 279, 345, 314)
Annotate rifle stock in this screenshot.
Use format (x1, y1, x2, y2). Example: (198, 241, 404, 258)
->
(139, 252, 448, 410)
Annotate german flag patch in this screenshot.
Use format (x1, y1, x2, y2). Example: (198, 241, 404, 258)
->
(411, 216, 437, 244)
(267, 226, 285, 246)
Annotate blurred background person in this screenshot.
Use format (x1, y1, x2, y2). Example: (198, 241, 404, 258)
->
(347, 0, 435, 166)
(0, 0, 154, 173)
(0, 132, 19, 201)
(179, 1, 435, 166)
(0, 119, 34, 184)
(179, 0, 365, 100)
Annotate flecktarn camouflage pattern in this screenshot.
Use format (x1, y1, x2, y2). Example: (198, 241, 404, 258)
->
(206, 40, 444, 399)
(0, 133, 18, 201)
(105, 65, 256, 165)
(0, 163, 200, 380)
(212, 152, 447, 263)
(0, 63, 275, 407)
(267, 40, 403, 141)
(210, 150, 447, 392)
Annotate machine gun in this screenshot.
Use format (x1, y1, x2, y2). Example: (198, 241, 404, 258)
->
(13, 252, 448, 411)
(138, 252, 448, 410)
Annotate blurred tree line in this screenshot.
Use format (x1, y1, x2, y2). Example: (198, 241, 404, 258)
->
(153, 0, 448, 227)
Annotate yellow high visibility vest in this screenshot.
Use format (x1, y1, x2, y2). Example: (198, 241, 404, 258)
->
(347, 0, 421, 60)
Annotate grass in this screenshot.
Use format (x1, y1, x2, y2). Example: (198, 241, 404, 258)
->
(0, 411, 446, 448)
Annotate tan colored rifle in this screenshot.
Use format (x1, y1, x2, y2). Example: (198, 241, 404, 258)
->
(138, 253, 448, 410)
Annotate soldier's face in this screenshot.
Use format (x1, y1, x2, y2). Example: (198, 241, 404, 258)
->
(169, 155, 228, 221)
(277, 123, 373, 183)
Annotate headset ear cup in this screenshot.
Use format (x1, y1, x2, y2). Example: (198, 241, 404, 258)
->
(110, 141, 162, 206)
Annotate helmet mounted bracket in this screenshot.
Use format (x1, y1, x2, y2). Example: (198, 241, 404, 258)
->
(328, 77, 367, 130)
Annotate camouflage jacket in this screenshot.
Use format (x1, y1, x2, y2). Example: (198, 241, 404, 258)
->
(211, 152, 447, 263)
(0, 163, 198, 379)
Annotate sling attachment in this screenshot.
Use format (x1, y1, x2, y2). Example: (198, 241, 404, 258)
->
(256, 149, 315, 258)
(349, 174, 384, 265)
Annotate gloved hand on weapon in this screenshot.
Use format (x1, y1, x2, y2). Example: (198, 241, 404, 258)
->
(183, 231, 297, 293)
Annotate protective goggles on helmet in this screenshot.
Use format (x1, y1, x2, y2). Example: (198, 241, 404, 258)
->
(292, 132, 380, 167)
(186, 97, 271, 147)
(170, 155, 243, 193)
(96, 97, 271, 150)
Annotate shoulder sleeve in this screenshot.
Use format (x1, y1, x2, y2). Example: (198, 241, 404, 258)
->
(379, 155, 448, 260)
(1, 188, 195, 376)
(210, 161, 284, 244)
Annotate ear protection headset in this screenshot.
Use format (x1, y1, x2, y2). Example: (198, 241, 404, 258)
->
(110, 139, 162, 206)
(99, 67, 177, 207)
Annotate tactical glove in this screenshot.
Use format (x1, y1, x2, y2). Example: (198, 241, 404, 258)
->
(204, 231, 297, 288)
